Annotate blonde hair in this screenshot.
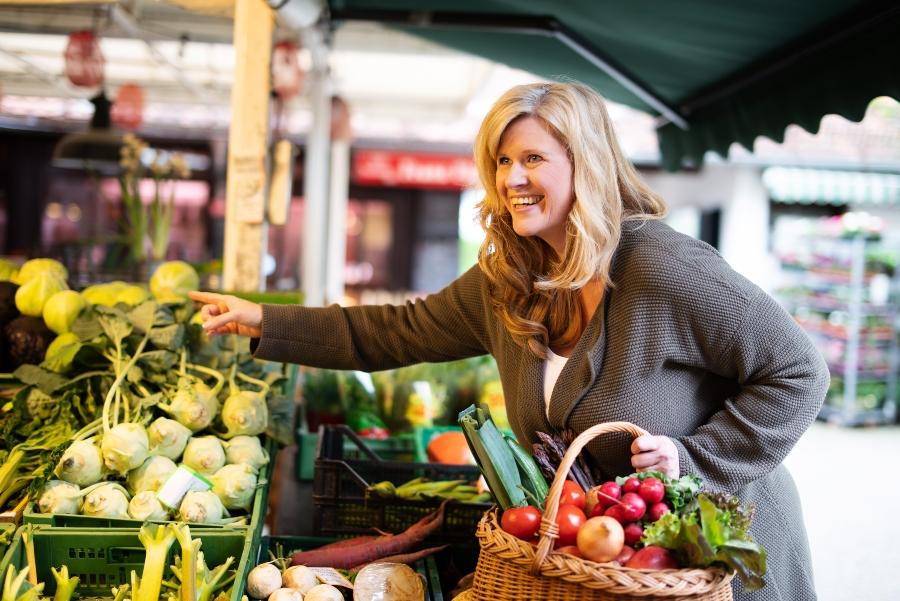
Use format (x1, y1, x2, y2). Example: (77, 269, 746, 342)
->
(474, 81, 667, 358)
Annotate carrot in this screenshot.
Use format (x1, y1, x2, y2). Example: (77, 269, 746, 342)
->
(314, 535, 387, 550)
(290, 501, 448, 569)
(350, 544, 449, 572)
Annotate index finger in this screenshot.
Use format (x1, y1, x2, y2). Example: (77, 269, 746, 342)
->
(188, 290, 224, 304)
(631, 434, 660, 454)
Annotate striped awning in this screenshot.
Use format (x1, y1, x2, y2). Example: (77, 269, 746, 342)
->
(763, 167, 900, 206)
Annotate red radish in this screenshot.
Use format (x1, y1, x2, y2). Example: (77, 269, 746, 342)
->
(586, 481, 621, 515)
(620, 492, 647, 521)
(576, 516, 624, 563)
(625, 545, 679, 570)
(649, 501, 671, 522)
(623, 522, 644, 546)
(603, 504, 626, 524)
(637, 477, 665, 504)
(623, 477, 641, 494)
(614, 545, 635, 565)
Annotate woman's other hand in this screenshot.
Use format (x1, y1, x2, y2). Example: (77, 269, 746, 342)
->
(188, 291, 263, 338)
(630, 434, 679, 479)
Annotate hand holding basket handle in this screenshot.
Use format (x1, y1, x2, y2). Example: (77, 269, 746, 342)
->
(532, 421, 649, 573)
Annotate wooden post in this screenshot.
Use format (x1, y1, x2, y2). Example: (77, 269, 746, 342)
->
(222, 0, 273, 291)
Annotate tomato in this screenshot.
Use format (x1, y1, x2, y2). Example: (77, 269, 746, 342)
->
(560, 480, 586, 510)
(555, 504, 587, 547)
(500, 506, 542, 541)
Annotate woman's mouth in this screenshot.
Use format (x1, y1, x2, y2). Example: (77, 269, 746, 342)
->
(511, 195, 542, 208)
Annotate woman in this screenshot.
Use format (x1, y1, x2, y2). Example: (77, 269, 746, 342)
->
(191, 82, 828, 601)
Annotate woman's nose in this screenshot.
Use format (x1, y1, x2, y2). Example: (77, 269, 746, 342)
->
(506, 162, 528, 187)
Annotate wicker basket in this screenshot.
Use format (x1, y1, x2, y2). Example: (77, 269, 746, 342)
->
(468, 422, 735, 601)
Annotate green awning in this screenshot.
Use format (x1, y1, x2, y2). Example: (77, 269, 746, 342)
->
(328, 0, 900, 170)
(763, 167, 900, 205)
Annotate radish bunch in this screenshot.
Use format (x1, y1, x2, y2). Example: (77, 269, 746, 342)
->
(585, 475, 671, 547)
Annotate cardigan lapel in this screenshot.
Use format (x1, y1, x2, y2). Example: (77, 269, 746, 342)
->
(547, 292, 609, 430)
(515, 343, 553, 438)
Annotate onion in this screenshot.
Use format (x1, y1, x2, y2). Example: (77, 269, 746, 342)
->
(352, 563, 425, 601)
(245, 563, 282, 599)
(282, 565, 318, 594)
(307, 584, 345, 601)
(268, 589, 302, 601)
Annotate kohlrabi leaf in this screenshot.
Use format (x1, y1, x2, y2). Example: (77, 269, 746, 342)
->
(13, 364, 69, 395)
(70, 311, 104, 340)
(149, 324, 185, 351)
(98, 313, 133, 346)
(138, 349, 179, 372)
(127, 301, 158, 333)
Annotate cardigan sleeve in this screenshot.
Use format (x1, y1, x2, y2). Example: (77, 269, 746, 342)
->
(251, 264, 491, 371)
(663, 247, 830, 493)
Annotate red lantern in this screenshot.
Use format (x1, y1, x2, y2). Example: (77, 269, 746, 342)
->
(111, 84, 145, 130)
(272, 40, 304, 100)
(64, 31, 105, 88)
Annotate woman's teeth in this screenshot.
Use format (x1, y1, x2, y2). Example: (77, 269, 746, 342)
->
(512, 196, 541, 206)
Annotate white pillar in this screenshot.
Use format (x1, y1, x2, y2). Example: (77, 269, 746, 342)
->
(300, 26, 330, 307)
(325, 139, 350, 304)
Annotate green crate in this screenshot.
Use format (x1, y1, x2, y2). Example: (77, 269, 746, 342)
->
(0, 525, 255, 600)
(257, 536, 442, 601)
(0, 522, 15, 560)
(296, 430, 416, 481)
(24, 437, 275, 541)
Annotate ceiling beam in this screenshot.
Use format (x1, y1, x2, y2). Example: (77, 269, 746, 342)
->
(329, 9, 689, 130)
(109, 3, 213, 101)
(0, 42, 69, 93)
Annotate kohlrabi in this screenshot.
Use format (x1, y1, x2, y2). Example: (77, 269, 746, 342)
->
(223, 435, 269, 470)
(178, 490, 228, 524)
(158, 352, 225, 432)
(101, 422, 150, 475)
(37, 480, 82, 515)
(147, 417, 192, 460)
(211, 463, 258, 511)
(126, 455, 177, 495)
(56, 439, 104, 486)
(182, 436, 226, 475)
(220, 363, 270, 439)
(82, 482, 131, 518)
(128, 490, 170, 521)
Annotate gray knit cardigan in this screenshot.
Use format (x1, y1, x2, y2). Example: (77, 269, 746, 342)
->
(254, 220, 829, 601)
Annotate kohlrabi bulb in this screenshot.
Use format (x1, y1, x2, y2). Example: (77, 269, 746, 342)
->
(101, 423, 150, 475)
(128, 490, 170, 521)
(182, 436, 226, 475)
(82, 483, 130, 518)
(178, 490, 227, 524)
(147, 417, 192, 460)
(126, 455, 177, 495)
(37, 480, 82, 515)
(221, 390, 268, 438)
(160, 377, 218, 432)
(211, 463, 258, 511)
(56, 440, 104, 486)
(224, 435, 269, 470)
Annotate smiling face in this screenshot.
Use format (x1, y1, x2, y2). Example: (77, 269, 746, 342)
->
(495, 116, 574, 255)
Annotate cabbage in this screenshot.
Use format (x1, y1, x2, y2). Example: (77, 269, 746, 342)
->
(43, 289, 87, 334)
(147, 417, 192, 460)
(178, 490, 227, 524)
(182, 436, 226, 475)
(37, 480, 82, 515)
(15, 271, 68, 317)
(224, 435, 269, 470)
(149, 261, 199, 301)
(159, 377, 218, 432)
(126, 455, 177, 495)
(13, 258, 67, 285)
(0, 258, 17, 282)
(101, 423, 150, 475)
(128, 490, 170, 521)
(56, 439, 104, 486)
(116, 284, 149, 305)
(81, 283, 120, 307)
(211, 463, 258, 511)
(82, 482, 130, 518)
(221, 390, 268, 438)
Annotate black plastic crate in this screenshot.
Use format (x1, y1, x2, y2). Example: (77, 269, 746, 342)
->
(312, 425, 488, 544)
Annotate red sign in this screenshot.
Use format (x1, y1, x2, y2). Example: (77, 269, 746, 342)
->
(352, 150, 477, 190)
(64, 31, 104, 88)
(272, 40, 304, 100)
(111, 83, 144, 130)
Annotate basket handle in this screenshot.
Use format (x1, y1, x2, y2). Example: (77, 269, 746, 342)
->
(531, 421, 648, 574)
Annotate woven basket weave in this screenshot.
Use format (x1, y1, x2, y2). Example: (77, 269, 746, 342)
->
(468, 421, 735, 601)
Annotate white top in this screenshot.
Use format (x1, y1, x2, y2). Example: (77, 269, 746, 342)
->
(543, 348, 570, 419)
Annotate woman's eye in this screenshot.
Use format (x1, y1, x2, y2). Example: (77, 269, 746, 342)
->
(527, 154, 543, 163)
(497, 157, 510, 166)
